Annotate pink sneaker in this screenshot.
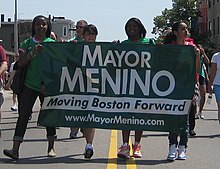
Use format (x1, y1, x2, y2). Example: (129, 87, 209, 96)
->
(132, 144, 142, 158)
(117, 145, 130, 159)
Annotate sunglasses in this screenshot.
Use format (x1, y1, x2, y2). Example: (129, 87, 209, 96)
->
(76, 26, 84, 29)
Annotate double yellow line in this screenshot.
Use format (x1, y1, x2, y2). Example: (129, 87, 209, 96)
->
(107, 130, 137, 169)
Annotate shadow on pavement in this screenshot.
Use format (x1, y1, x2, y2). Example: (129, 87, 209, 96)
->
(0, 156, 170, 165)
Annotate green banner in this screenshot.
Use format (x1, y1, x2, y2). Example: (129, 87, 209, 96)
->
(38, 42, 195, 133)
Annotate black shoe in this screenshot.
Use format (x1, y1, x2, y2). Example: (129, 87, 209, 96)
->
(189, 130, 196, 136)
(3, 149, 19, 160)
(11, 106, 18, 111)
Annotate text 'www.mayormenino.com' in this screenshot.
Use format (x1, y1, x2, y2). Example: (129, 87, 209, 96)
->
(65, 113, 165, 126)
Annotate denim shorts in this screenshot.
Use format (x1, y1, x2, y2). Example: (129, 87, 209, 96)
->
(214, 85, 220, 102)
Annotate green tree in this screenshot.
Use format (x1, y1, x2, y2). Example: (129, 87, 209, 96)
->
(152, 0, 201, 36)
(152, 0, 216, 53)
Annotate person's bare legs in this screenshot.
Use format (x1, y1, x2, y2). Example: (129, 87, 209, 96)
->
(84, 128, 95, 144)
(83, 128, 95, 159)
(12, 93, 17, 108)
(199, 84, 206, 119)
(122, 130, 130, 144)
(134, 130, 143, 143)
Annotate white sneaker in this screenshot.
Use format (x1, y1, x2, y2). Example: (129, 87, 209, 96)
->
(177, 145, 186, 160)
(117, 144, 130, 159)
(167, 144, 177, 161)
(199, 112, 205, 119)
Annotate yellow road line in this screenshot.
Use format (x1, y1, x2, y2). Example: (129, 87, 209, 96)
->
(126, 138, 137, 169)
(107, 130, 118, 169)
(107, 130, 137, 169)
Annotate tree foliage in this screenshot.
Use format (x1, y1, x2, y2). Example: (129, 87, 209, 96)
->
(152, 0, 216, 53)
(152, 0, 201, 35)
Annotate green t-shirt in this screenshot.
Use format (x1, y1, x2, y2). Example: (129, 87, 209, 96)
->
(67, 35, 83, 42)
(122, 37, 155, 44)
(200, 55, 205, 78)
(20, 37, 55, 91)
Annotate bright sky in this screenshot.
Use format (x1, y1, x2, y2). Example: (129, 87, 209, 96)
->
(1, 0, 172, 41)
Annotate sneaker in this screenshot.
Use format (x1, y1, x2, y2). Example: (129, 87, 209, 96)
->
(69, 132, 78, 139)
(117, 145, 130, 159)
(47, 149, 56, 157)
(189, 130, 196, 136)
(11, 106, 18, 111)
(177, 145, 186, 160)
(132, 144, 142, 158)
(3, 149, 19, 160)
(195, 113, 199, 119)
(198, 112, 204, 119)
(84, 144, 94, 159)
(167, 144, 177, 161)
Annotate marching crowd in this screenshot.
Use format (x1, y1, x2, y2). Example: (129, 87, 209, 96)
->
(0, 15, 220, 162)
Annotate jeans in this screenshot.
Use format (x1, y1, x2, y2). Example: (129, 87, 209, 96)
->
(168, 111, 189, 147)
(189, 103, 196, 131)
(168, 132, 188, 147)
(13, 86, 56, 142)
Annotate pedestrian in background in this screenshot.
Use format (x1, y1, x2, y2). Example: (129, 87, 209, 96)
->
(117, 17, 155, 159)
(5, 55, 19, 111)
(0, 44, 8, 138)
(68, 19, 88, 139)
(3, 15, 57, 160)
(197, 44, 210, 119)
(163, 21, 200, 161)
(68, 19, 88, 42)
(208, 51, 220, 124)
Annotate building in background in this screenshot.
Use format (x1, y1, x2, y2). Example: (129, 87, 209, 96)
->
(0, 14, 76, 52)
(50, 16, 75, 42)
(208, 0, 220, 49)
(199, 0, 208, 33)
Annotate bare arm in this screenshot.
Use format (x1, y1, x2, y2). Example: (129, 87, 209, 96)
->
(195, 47, 200, 74)
(0, 61, 8, 76)
(208, 62, 217, 93)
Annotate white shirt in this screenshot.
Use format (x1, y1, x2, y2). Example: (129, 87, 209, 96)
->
(211, 52, 220, 85)
(9, 61, 16, 73)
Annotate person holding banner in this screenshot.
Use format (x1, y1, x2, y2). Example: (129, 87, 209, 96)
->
(117, 17, 155, 159)
(68, 20, 88, 43)
(164, 21, 200, 161)
(68, 19, 88, 139)
(208, 51, 220, 124)
(80, 24, 98, 159)
(3, 15, 57, 160)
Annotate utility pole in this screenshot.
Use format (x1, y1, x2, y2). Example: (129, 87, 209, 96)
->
(14, 0, 18, 53)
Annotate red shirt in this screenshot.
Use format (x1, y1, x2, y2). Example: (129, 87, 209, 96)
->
(0, 45, 7, 79)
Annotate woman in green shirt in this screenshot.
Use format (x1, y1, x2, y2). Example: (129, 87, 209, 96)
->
(3, 15, 56, 160)
(117, 17, 155, 159)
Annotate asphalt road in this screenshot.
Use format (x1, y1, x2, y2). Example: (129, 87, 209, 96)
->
(0, 90, 220, 169)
